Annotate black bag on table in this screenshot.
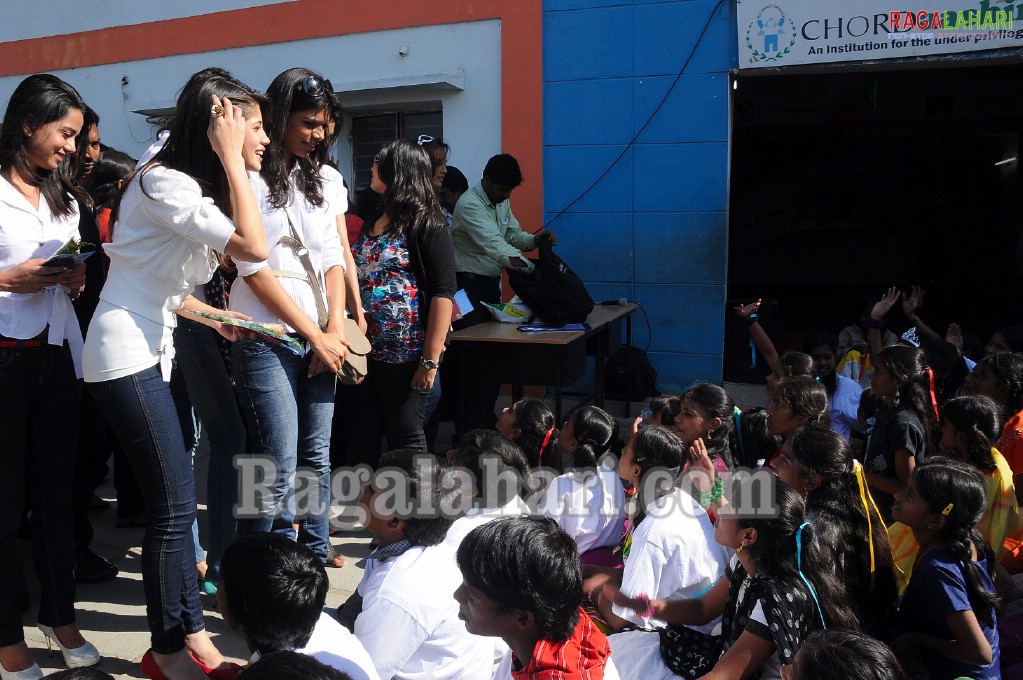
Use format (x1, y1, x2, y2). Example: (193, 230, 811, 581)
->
(506, 238, 594, 327)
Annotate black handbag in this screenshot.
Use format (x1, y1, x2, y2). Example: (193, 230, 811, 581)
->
(506, 239, 593, 326)
(658, 624, 723, 678)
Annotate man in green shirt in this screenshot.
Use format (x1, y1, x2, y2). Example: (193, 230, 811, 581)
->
(447, 154, 556, 431)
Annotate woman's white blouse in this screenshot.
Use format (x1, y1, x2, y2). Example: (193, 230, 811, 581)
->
(229, 168, 345, 331)
(82, 165, 235, 382)
(0, 172, 83, 373)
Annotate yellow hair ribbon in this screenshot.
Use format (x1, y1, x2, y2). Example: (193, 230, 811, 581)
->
(942, 503, 954, 516)
(853, 461, 877, 590)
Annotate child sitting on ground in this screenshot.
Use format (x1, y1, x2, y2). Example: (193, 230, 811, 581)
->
(218, 533, 379, 680)
(242, 650, 353, 680)
(641, 395, 681, 428)
(455, 515, 621, 680)
(495, 398, 560, 469)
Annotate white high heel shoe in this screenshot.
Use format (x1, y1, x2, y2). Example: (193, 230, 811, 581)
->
(37, 624, 100, 668)
(0, 661, 43, 680)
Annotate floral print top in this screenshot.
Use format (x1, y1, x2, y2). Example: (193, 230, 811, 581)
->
(354, 231, 424, 364)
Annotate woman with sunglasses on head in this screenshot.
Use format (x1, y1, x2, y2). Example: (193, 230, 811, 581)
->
(82, 67, 270, 680)
(0, 73, 94, 680)
(344, 139, 455, 461)
(229, 68, 350, 568)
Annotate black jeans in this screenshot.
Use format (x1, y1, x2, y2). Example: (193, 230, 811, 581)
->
(343, 358, 427, 467)
(0, 342, 79, 645)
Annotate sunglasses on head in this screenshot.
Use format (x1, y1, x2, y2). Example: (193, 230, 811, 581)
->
(296, 75, 333, 98)
(417, 134, 435, 146)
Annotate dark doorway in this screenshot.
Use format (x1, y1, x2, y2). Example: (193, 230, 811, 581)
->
(728, 61, 1023, 355)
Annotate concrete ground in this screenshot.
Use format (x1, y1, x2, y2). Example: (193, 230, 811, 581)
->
(16, 382, 766, 678)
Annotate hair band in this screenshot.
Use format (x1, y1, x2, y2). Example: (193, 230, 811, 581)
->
(926, 366, 940, 419)
(540, 427, 555, 455)
(734, 407, 745, 461)
(796, 521, 827, 629)
(941, 503, 954, 516)
(851, 461, 877, 590)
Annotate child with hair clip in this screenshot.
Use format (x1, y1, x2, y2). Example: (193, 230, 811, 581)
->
(892, 457, 1001, 680)
(861, 340, 936, 522)
(583, 426, 728, 634)
(537, 406, 627, 567)
(964, 351, 1023, 490)
(766, 376, 829, 442)
(640, 395, 681, 428)
(771, 425, 898, 636)
(888, 394, 1023, 591)
(734, 300, 814, 403)
(672, 383, 740, 511)
(603, 482, 858, 680)
(732, 406, 779, 469)
(495, 398, 559, 470)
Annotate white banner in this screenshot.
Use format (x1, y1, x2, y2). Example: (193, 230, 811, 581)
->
(737, 0, 1023, 69)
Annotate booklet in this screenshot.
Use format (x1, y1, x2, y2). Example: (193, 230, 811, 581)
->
(184, 309, 304, 356)
(43, 238, 96, 267)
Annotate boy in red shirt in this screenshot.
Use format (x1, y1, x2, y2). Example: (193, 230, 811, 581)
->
(454, 516, 620, 680)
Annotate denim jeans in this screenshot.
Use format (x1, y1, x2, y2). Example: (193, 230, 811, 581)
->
(174, 319, 246, 581)
(232, 337, 335, 562)
(0, 342, 79, 646)
(88, 365, 204, 653)
(343, 358, 427, 468)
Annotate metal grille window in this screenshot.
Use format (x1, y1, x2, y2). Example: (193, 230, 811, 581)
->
(350, 110, 442, 192)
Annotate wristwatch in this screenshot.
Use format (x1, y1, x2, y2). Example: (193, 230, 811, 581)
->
(421, 357, 441, 370)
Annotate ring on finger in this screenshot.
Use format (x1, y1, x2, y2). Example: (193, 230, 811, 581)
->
(211, 104, 225, 118)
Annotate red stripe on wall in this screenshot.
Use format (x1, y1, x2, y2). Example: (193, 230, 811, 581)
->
(0, 0, 543, 230)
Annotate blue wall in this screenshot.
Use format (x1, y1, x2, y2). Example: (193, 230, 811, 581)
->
(542, 0, 736, 392)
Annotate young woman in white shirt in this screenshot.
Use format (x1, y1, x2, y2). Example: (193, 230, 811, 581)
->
(0, 73, 93, 680)
(82, 68, 271, 680)
(229, 68, 349, 567)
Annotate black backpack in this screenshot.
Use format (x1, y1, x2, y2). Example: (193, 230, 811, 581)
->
(506, 239, 594, 326)
(605, 344, 658, 401)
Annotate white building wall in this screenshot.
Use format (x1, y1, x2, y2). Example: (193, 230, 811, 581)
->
(0, 19, 501, 188)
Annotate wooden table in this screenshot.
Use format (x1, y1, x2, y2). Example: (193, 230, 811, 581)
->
(449, 303, 637, 427)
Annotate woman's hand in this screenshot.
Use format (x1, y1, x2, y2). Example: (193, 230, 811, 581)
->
(309, 331, 349, 378)
(207, 95, 246, 169)
(59, 263, 87, 299)
(410, 362, 437, 393)
(870, 286, 901, 321)
(946, 322, 964, 349)
(0, 259, 73, 294)
(735, 298, 762, 319)
(210, 309, 254, 342)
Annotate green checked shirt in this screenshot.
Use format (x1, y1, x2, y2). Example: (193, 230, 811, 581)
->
(451, 182, 537, 277)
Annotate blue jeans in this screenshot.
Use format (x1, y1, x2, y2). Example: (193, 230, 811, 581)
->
(174, 320, 246, 580)
(232, 338, 335, 562)
(88, 365, 204, 653)
(0, 342, 79, 646)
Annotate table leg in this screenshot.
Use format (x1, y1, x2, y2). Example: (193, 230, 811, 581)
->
(624, 313, 635, 417)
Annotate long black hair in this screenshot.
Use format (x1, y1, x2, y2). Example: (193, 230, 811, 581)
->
(776, 376, 830, 429)
(682, 383, 738, 468)
(115, 68, 267, 224)
(740, 481, 859, 631)
(974, 351, 1023, 417)
(940, 395, 999, 473)
(794, 629, 906, 680)
(789, 425, 898, 632)
(367, 139, 447, 239)
(913, 456, 1000, 628)
(512, 398, 559, 470)
(263, 67, 335, 210)
(89, 149, 137, 210)
(876, 344, 937, 455)
(564, 405, 620, 470)
(0, 73, 86, 217)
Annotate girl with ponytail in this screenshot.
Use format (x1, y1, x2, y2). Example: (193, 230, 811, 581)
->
(772, 425, 898, 635)
(495, 398, 559, 470)
(893, 456, 1001, 680)
(863, 343, 936, 521)
(539, 406, 627, 565)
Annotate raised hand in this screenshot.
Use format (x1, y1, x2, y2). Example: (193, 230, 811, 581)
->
(945, 322, 964, 349)
(735, 298, 762, 319)
(207, 95, 246, 169)
(870, 286, 901, 321)
(901, 285, 925, 319)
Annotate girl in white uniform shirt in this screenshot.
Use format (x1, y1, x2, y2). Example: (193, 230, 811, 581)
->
(229, 68, 349, 567)
(0, 73, 93, 680)
(82, 68, 272, 680)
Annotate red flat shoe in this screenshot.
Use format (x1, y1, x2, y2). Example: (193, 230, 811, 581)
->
(188, 652, 242, 680)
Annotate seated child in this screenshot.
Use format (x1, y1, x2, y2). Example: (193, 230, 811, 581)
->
(455, 515, 621, 680)
(243, 650, 352, 680)
(584, 426, 728, 633)
(791, 630, 906, 680)
(496, 398, 559, 469)
(893, 457, 1001, 680)
(732, 406, 778, 469)
(538, 406, 627, 567)
(640, 395, 681, 428)
(218, 533, 379, 680)
(354, 449, 497, 680)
